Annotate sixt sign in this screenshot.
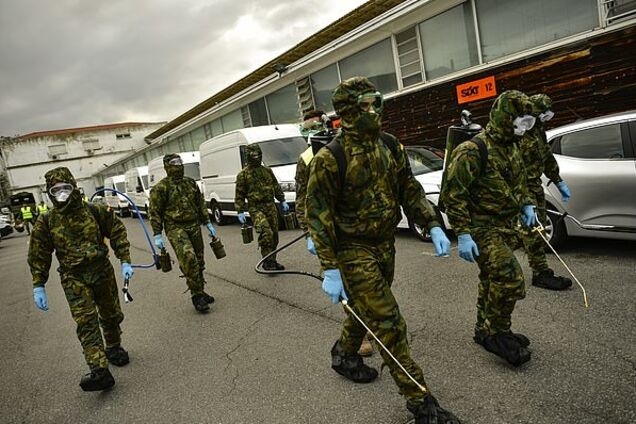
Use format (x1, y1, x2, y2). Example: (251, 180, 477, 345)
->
(456, 76, 497, 104)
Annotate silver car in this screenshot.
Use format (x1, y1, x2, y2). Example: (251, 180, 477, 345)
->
(542, 110, 636, 247)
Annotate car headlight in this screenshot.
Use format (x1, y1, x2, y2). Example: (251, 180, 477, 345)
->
(280, 181, 296, 192)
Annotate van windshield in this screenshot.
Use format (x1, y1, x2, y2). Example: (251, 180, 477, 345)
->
(184, 163, 201, 180)
(114, 182, 126, 194)
(259, 137, 307, 167)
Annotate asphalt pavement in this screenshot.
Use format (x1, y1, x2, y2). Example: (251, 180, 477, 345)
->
(1, 218, 634, 424)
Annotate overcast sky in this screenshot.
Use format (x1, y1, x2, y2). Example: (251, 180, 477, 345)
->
(0, 0, 368, 136)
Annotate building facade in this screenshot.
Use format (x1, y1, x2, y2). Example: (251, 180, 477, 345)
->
(95, 0, 636, 180)
(0, 122, 165, 203)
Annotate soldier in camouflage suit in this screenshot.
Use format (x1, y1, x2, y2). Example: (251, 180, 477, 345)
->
(28, 167, 133, 392)
(150, 153, 217, 313)
(520, 94, 573, 290)
(306, 77, 458, 424)
(296, 110, 375, 357)
(235, 144, 289, 271)
(440, 90, 539, 367)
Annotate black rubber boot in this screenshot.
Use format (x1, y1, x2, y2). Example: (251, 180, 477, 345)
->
(474, 329, 530, 348)
(191, 295, 210, 313)
(262, 259, 277, 271)
(482, 332, 531, 367)
(532, 269, 572, 290)
(330, 340, 378, 383)
(105, 346, 130, 366)
(202, 292, 215, 304)
(407, 395, 462, 424)
(79, 367, 115, 392)
(273, 262, 285, 271)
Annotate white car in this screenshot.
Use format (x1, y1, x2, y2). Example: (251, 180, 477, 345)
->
(398, 146, 449, 241)
(542, 110, 636, 247)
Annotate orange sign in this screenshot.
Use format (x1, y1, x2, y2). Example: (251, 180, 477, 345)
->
(456, 76, 497, 104)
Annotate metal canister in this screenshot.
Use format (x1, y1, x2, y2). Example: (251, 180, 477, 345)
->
(282, 212, 297, 230)
(159, 248, 172, 272)
(209, 236, 226, 259)
(241, 224, 253, 244)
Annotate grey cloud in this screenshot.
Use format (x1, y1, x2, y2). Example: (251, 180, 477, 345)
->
(0, 0, 366, 136)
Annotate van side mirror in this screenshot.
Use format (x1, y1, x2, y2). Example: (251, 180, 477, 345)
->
(136, 186, 143, 193)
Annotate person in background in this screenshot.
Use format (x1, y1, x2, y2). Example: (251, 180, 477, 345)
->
(150, 153, 217, 313)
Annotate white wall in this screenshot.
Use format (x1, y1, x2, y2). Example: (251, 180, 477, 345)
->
(1, 123, 163, 203)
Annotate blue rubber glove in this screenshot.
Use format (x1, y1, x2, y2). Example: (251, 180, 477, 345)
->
(306, 236, 317, 255)
(154, 234, 165, 250)
(458, 233, 479, 263)
(556, 181, 571, 203)
(33, 286, 48, 311)
(238, 212, 246, 224)
(521, 205, 537, 227)
(322, 269, 348, 304)
(206, 222, 217, 237)
(122, 263, 134, 280)
(281, 202, 290, 214)
(429, 226, 450, 257)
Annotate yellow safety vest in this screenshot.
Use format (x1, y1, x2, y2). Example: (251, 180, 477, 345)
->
(300, 147, 314, 166)
(37, 204, 49, 213)
(21, 206, 33, 220)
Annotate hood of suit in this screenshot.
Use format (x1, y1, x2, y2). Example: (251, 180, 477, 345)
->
(44, 167, 83, 213)
(163, 153, 184, 179)
(332, 76, 381, 143)
(485, 90, 534, 145)
(245, 144, 263, 167)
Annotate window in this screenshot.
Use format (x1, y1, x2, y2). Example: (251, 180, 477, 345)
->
(190, 126, 206, 146)
(605, 0, 636, 25)
(183, 163, 201, 181)
(266, 84, 299, 124)
(310, 64, 340, 113)
(476, 0, 598, 62)
(339, 38, 398, 94)
(82, 139, 100, 151)
(48, 144, 67, 156)
(419, 3, 479, 80)
(560, 124, 624, 159)
(248, 98, 270, 126)
(405, 147, 444, 175)
(395, 27, 423, 87)
(221, 109, 244, 132)
(116, 132, 131, 139)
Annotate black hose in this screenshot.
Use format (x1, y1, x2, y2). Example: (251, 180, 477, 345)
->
(255, 230, 322, 282)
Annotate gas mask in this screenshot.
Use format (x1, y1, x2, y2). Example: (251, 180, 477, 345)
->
(49, 182, 74, 203)
(512, 115, 536, 136)
(353, 91, 383, 138)
(539, 110, 554, 122)
(164, 154, 184, 179)
(245, 145, 263, 167)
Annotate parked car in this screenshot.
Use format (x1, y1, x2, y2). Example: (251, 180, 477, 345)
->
(542, 110, 636, 247)
(0, 213, 13, 238)
(397, 145, 449, 241)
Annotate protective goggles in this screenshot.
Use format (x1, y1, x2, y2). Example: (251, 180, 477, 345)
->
(48, 182, 74, 196)
(357, 91, 383, 113)
(168, 157, 183, 166)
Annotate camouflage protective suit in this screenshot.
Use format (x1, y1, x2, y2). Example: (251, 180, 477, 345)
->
(149, 154, 210, 297)
(306, 77, 440, 405)
(519, 94, 562, 274)
(28, 167, 130, 370)
(440, 90, 534, 338)
(295, 147, 314, 233)
(235, 144, 286, 262)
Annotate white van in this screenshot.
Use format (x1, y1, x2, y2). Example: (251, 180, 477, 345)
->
(148, 151, 202, 192)
(199, 124, 305, 225)
(124, 166, 150, 216)
(103, 175, 130, 217)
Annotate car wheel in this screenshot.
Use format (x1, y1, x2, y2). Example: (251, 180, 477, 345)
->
(210, 201, 228, 226)
(545, 205, 567, 249)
